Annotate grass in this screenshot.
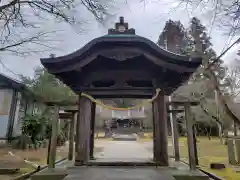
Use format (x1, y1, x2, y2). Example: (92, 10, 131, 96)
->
(139, 136, 240, 180)
(178, 137, 240, 180)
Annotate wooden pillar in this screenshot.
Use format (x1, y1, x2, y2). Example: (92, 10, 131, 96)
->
(153, 91, 168, 166)
(89, 102, 96, 159)
(184, 103, 196, 170)
(49, 105, 59, 168)
(234, 121, 238, 136)
(75, 95, 92, 165)
(68, 112, 76, 161)
(227, 139, 236, 165)
(192, 125, 199, 165)
(235, 139, 240, 163)
(171, 111, 180, 161)
(75, 96, 81, 163)
(152, 102, 156, 161)
(47, 135, 51, 165)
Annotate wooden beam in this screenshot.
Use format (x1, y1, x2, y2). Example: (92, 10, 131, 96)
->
(68, 112, 76, 161)
(153, 92, 168, 166)
(167, 101, 199, 106)
(82, 70, 154, 84)
(167, 109, 184, 113)
(44, 99, 199, 107)
(89, 102, 96, 159)
(46, 101, 78, 107)
(72, 87, 155, 97)
(48, 105, 59, 168)
(184, 104, 196, 170)
(64, 109, 78, 113)
(59, 112, 73, 119)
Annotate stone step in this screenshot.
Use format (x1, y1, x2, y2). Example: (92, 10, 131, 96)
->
(86, 161, 159, 166)
(64, 167, 176, 180)
(112, 134, 138, 141)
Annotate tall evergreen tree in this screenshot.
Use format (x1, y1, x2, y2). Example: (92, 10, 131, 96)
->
(157, 17, 231, 131)
(157, 19, 190, 54)
(188, 17, 226, 83)
(187, 17, 240, 129)
(157, 17, 226, 85)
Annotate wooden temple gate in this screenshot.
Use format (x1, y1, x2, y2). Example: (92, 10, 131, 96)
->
(41, 17, 202, 168)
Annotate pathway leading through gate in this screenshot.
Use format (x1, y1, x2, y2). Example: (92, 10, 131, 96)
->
(94, 140, 153, 161)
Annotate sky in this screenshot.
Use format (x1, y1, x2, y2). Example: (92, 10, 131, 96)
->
(1, 0, 239, 80)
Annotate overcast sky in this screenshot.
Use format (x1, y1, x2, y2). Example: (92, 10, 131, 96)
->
(1, 0, 239, 80)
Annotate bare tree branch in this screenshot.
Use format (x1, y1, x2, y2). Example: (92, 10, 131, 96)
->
(177, 0, 240, 38)
(0, 0, 110, 57)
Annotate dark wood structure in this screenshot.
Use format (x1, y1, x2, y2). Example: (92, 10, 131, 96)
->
(41, 17, 202, 167)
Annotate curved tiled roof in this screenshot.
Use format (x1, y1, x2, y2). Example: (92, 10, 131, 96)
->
(41, 34, 201, 73)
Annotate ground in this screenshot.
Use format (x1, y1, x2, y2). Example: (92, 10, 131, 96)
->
(95, 135, 240, 180)
(1, 135, 240, 180)
(140, 134, 240, 180)
(0, 144, 68, 180)
(0, 141, 104, 180)
(178, 137, 240, 180)
(95, 139, 152, 159)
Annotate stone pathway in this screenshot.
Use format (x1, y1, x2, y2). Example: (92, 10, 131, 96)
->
(34, 139, 208, 180)
(95, 140, 153, 160)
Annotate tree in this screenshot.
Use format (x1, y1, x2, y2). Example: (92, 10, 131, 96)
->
(158, 17, 226, 83)
(20, 66, 77, 102)
(157, 17, 235, 140)
(187, 17, 240, 139)
(157, 19, 191, 54)
(176, 0, 240, 35)
(157, 17, 226, 98)
(188, 17, 226, 82)
(188, 17, 240, 136)
(223, 58, 240, 98)
(0, 0, 110, 56)
(222, 56, 240, 135)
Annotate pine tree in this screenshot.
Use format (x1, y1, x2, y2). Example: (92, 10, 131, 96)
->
(157, 19, 190, 54)
(188, 17, 226, 83)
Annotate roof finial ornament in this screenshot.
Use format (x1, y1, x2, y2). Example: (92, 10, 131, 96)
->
(108, 16, 135, 35)
(119, 16, 124, 24)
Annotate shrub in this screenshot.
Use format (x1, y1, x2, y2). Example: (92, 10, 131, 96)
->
(20, 113, 49, 148)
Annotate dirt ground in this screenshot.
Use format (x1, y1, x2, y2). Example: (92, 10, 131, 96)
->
(0, 144, 69, 180)
(0, 140, 104, 180)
